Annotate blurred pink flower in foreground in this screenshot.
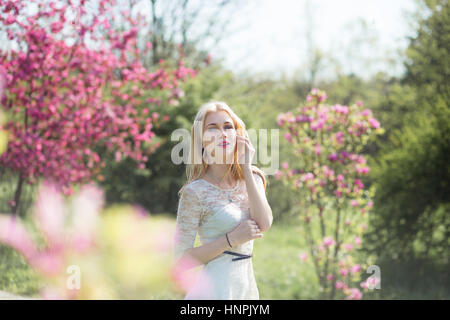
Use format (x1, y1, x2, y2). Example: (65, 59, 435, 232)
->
(0, 180, 103, 297)
(171, 254, 213, 298)
(298, 252, 308, 262)
(0, 179, 181, 299)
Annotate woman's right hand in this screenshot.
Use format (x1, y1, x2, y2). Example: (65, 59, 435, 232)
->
(228, 219, 263, 247)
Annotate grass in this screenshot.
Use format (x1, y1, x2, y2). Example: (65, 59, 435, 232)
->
(0, 244, 41, 298)
(252, 219, 320, 299)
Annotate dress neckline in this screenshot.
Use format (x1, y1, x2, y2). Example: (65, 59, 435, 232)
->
(199, 178, 240, 191)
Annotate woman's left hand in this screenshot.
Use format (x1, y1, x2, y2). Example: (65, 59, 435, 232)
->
(237, 135, 255, 167)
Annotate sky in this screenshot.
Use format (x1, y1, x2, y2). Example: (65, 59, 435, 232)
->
(208, 0, 421, 81)
(3, 0, 421, 82)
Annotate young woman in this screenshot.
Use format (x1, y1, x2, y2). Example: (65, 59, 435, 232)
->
(173, 101, 273, 300)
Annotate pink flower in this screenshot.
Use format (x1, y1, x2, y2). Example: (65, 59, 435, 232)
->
(171, 255, 213, 296)
(323, 236, 335, 248)
(284, 132, 292, 143)
(344, 243, 353, 251)
(5, 15, 16, 25)
(354, 236, 362, 246)
(329, 153, 338, 161)
(369, 118, 380, 129)
(314, 144, 321, 155)
(351, 264, 361, 274)
(277, 114, 284, 126)
(282, 162, 289, 169)
(336, 281, 346, 289)
(298, 252, 308, 262)
(354, 179, 364, 189)
(365, 276, 380, 289)
(340, 268, 348, 277)
(0, 215, 39, 262)
(346, 288, 362, 300)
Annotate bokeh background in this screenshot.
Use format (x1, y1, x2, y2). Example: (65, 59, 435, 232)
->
(0, 0, 448, 299)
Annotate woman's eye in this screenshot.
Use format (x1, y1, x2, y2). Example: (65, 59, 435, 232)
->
(207, 125, 233, 130)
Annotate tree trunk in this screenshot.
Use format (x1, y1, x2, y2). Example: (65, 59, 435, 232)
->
(11, 173, 24, 216)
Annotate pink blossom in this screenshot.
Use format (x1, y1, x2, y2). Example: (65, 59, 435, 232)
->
(340, 268, 348, 277)
(369, 118, 380, 129)
(323, 236, 335, 248)
(5, 15, 16, 25)
(365, 276, 380, 289)
(336, 281, 346, 289)
(346, 288, 362, 300)
(284, 132, 292, 143)
(298, 252, 308, 262)
(315, 144, 321, 155)
(362, 109, 372, 117)
(171, 255, 213, 296)
(351, 264, 361, 274)
(0, 215, 39, 262)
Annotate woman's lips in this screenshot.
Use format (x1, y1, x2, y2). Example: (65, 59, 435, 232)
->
(218, 141, 229, 147)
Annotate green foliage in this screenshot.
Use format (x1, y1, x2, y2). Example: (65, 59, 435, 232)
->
(362, 0, 449, 273)
(364, 95, 450, 263)
(404, 0, 450, 100)
(0, 244, 41, 297)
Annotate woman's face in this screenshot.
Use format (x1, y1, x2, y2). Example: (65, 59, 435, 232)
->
(202, 111, 237, 164)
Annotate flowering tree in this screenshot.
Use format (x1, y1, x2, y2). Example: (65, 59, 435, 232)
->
(0, 0, 197, 214)
(276, 88, 383, 299)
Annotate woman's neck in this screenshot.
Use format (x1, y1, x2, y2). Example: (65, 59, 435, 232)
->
(204, 164, 234, 184)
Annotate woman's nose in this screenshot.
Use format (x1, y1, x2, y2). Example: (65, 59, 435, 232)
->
(219, 128, 227, 137)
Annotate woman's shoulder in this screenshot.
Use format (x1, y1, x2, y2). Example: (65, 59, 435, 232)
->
(179, 179, 204, 196)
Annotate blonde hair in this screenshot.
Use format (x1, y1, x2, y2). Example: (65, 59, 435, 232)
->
(178, 101, 267, 197)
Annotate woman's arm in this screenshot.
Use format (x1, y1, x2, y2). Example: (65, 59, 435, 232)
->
(178, 235, 231, 268)
(243, 165, 273, 232)
(174, 185, 233, 268)
(174, 182, 264, 270)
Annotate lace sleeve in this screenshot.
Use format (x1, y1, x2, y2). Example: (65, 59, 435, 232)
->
(173, 184, 204, 262)
(253, 172, 265, 194)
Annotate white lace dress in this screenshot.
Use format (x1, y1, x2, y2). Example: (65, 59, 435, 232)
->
(173, 172, 264, 300)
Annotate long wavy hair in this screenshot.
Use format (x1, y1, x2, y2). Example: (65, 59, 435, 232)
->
(178, 101, 267, 197)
